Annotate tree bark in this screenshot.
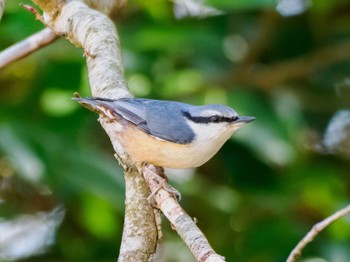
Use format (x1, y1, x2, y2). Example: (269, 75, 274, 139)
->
(30, 1, 159, 260)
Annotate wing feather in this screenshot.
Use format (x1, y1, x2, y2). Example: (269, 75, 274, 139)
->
(110, 98, 195, 144)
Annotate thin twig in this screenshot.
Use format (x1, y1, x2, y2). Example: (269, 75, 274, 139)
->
(232, 40, 350, 90)
(0, 28, 57, 70)
(0, 0, 5, 21)
(287, 204, 350, 262)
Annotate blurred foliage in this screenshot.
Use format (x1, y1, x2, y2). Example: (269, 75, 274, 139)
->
(1, 0, 350, 261)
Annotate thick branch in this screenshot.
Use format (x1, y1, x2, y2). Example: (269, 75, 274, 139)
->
(0, 28, 57, 70)
(287, 204, 350, 262)
(118, 169, 159, 261)
(39, 1, 130, 99)
(30, 1, 157, 261)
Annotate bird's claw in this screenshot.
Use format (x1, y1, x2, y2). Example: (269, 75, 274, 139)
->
(142, 164, 181, 203)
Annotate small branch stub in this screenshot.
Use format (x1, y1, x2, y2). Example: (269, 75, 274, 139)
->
(21, 4, 46, 24)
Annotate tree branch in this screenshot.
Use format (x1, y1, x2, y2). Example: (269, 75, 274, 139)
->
(118, 168, 159, 261)
(28, 1, 224, 261)
(0, 28, 57, 70)
(287, 204, 350, 262)
(30, 1, 157, 261)
(0, 0, 4, 21)
(143, 166, 225, 262)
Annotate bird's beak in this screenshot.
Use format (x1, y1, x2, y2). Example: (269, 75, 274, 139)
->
(237, 116, 256, 123)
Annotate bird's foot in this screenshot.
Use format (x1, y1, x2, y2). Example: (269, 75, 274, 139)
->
(142, 164, 181, 204)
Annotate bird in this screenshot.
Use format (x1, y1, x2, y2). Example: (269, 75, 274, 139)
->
(74, 93, 255, 170)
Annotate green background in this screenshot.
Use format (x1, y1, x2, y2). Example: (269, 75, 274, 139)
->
(1, 0, 350, 261)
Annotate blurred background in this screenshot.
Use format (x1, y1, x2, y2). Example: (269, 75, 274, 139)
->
(1, 0, 350, 261)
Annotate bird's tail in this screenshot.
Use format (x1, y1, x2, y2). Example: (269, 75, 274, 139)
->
(72, 92, 116, 115)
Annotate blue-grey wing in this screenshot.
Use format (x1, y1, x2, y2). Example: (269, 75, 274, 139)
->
(111, 99, 148, 126)
(112, 98, 195, 144)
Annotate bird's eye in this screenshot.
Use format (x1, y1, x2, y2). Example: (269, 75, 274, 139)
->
(232, 116, 239, 122)
(210, 116, 221, 123)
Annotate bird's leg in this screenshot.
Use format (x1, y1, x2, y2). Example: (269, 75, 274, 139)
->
(140, 164, 181, 204)
(151, 166, 181, 201)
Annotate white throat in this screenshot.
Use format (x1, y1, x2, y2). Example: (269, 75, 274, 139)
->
(184, 120, 242, 167)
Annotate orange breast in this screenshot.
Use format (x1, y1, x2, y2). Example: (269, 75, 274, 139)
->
(114, 117, 234, 169)
(117, 122, 206, 168)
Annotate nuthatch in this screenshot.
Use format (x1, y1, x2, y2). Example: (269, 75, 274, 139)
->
(74, 95, 255, 169)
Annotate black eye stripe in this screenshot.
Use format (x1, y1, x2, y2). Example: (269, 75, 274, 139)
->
(183, 111, 238, 124)
(210, 116, 220, 122)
